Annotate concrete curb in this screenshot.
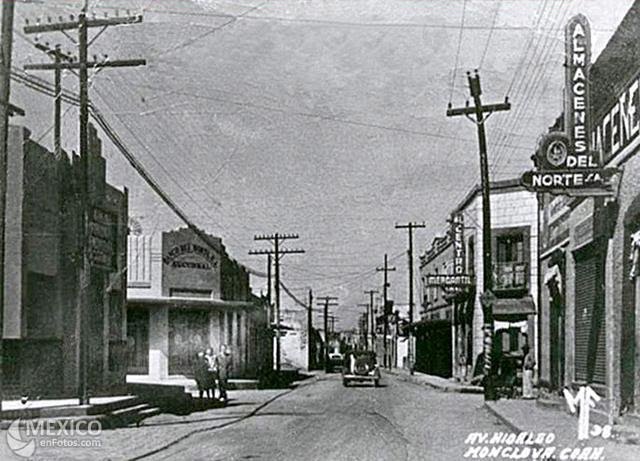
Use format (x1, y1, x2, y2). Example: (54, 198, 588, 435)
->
(386, 369, 483, 394)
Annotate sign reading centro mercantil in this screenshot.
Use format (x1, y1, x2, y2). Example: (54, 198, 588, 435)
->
(452, 213, 465, 275)
(163, 243, 218, 270)
(424, 274, 474, 287)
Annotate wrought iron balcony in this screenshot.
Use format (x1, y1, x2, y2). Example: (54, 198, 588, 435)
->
(493, 261, 528, 291)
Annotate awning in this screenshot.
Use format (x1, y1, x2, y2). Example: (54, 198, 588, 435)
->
(409, 318, 451, 332)
(493, 296, 536, 320)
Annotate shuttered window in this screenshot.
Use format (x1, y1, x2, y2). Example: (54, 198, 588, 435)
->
(574, 252, 606, 384)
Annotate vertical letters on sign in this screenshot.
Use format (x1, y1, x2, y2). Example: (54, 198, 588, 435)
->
(565, 14, 593, 164)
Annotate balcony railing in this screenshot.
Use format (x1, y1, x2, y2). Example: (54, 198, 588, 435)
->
(493, 261, 528, 291)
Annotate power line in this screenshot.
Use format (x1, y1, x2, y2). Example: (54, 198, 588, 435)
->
(128, 83, 532, 151)
(449, 0, 468, 104)
(152, 1, 267, 59)
(10, 68, 266, 279)
(478, 0, 502, 70)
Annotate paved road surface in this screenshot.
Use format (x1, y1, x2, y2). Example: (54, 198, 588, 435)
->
(14, 372, 633, 460)
(148, 372, 506, 461)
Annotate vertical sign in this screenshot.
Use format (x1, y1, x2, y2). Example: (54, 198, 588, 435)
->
(565, 14, 594, 166)
(452, 213, 465, 275)
(520, 14, 618, 195)
(424, 213, 473, 287)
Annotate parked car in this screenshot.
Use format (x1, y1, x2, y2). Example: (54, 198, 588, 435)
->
(341, 350, 381, 387)
(327, 352, 344, 373)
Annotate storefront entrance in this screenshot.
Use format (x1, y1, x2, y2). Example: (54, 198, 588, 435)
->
(415, 320, 452, 378)
(127, 308, 149, 374)
(574, 245, 606, 385)
(168, 309, 209, 376)
(622, 198, 640, 412)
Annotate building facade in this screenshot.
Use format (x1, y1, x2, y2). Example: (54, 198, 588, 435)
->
(420, 179, 539, 383)
(537, 1, 640, 421)
(417, 235, 455, 378)
(126, 228, 271, 380)
(3, 124, 128, 398)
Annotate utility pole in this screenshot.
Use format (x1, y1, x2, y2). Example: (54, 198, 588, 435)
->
(317, 296, 338, 372)
(377, 254, 395, 369)
(0, 0, 21, 414)
(364, 290, 378, 353)
(447, 70, 510, 401)
(249, 233, 304, 372)
(307, 288, 313, 369)
(24, 3, 146, 405)
(267, 254, 272, 307)
(395, 221, 425, 375)
(30, 43, 74, 157)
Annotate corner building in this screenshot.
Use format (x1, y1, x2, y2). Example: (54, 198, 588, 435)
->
(126, 228, 272, 381)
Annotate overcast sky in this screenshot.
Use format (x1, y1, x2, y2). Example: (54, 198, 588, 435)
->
(9, 0, 635, 328)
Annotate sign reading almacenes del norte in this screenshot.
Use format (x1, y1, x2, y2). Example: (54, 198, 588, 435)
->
(521, 14, 618, 196)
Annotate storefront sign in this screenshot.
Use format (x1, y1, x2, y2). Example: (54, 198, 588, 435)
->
(452, 213, 465, 275)
(521, 15, 618, 196)
(521, 168, 617, 193)
(565, 14, 591, 162)
(163, 243, 218, 270)
(89, 207, 115, 271)
(593, 70, 640, 162)
(424, 274, 474, 287)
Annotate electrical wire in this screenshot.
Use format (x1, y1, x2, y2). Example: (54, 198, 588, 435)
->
(478, 0, 501, 70)
(10, 68, 267, 277)
(449, 0, 467, 104)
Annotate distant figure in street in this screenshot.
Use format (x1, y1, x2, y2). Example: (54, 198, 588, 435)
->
(204, 347, 218, 399)
(193, 351, 211, 399)
(522, 344, 536, 399)
(215, 344, 232, 402)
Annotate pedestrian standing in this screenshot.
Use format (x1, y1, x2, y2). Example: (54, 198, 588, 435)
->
(193, 351, 210, 400)
(215, 344, 232, 402)
(522, 344, 536, 399)
(204, 347, 218, 400)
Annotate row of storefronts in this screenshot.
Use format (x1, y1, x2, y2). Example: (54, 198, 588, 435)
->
(418, 1, 640, 422)
(537, 2, 640, 420)
(1, 120, 273, 397)
(418, 179, 538, 382)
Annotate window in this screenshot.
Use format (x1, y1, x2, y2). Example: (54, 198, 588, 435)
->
(494, 232, 528, 290)
(497, 234, 524, 263)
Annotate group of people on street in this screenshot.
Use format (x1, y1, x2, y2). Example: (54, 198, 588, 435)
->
(194, 344, 232, 402)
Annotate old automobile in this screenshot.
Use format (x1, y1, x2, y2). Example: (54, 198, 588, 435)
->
(327, 352, 344, 373)
(342, 350, 381, 387)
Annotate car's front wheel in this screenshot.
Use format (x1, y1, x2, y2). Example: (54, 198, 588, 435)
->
(374, 378, 380, 387)
(342, 379, 349, 387)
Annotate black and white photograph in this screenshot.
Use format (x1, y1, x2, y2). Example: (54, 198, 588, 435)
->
(0, 0, 640, 459)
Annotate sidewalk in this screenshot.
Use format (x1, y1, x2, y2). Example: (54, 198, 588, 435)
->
(2, 387, 293, 460)
(386, 367, 483, 394)
(484, 399, 640, 461)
